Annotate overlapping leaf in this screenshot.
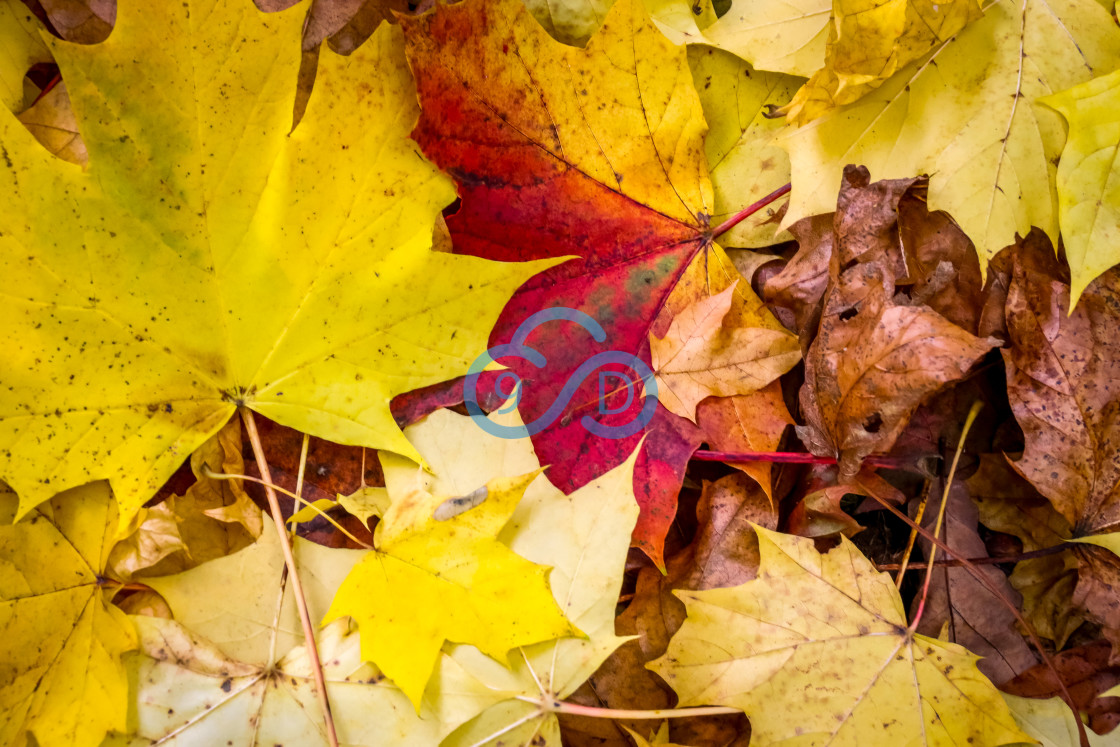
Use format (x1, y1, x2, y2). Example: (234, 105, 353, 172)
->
(0, 0, 51, 111)
(650, 526, 1031, 745)
(1040, 68, 1120, 306)
(401, 0, 798, 563)
(779, 0, 1120, 278)
(0, 0, 547, 525)
(0, 482, 135, 747)
(325, 470, 577, 709)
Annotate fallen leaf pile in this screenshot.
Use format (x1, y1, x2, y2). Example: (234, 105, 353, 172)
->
(3, 0, 1120, 744)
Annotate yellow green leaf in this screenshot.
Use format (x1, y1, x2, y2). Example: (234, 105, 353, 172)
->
(779, 0, 983, 125)
(0, 482, 136, 747)
(689, 45, 802, 247)
(1069, 532, 1120, 559)
(521, 0, 717, 47)
(702, 0, 832, 77)
(624, 722, 689, 746)
(0, 0, 51, 112)
(288, 498, 338, 524)
(651, 282, 801, 421)
(1039, 68, 1120, 307)
(0, 0, 551, 527)
(1002, 693, 1113, 746)
(325, 470, 579, 709)
(379, 404, 640, 746)
(779, 0, 1120, 279)
(650, 526, 1031, 746)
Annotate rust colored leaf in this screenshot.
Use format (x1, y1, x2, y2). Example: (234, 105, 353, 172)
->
(786, 464, 903, 539)
(1001, 240, 1120, 537)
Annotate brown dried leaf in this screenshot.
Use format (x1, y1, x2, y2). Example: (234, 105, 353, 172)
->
(1001, 240, 1120, 537)
(786, 464, 903, 539)
(800, 256, 997, 477)
(911, 480, 1038, 684)
(39, 0, 114, 43)
(1072, 545, 1120, 665)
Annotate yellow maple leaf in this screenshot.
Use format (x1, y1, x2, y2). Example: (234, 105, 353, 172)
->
(779, 0, 1120, 279)
(1039, 68, 1120, 307)
(651, 281, 801, 421)
(375, 404, 640, 746)
(689, 45, 802, 247)
(324, 470, 579, 710)
(650, 526, 1032, 745)
(0, 482, 136, 747)
(0, 0, 551, 527)
(779, 0, 983, 125)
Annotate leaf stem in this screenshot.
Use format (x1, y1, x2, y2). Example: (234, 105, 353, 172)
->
(710, 183, 791, 240)
(240, 409, 340, 747)
(516, 695, 741, 720)
(875, 544, 1067, 570)
(691, 449, 913, 470)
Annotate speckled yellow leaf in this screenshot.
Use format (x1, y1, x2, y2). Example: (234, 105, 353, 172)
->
(0, 0, 550, 528)
(324, 470, 578, 710)
(0, 482, 136, 747)
(689, 45, 802, 247)
(1040, 69, 1120, 307)
(779, 0, 983, 125)
(780, 0, 1120, 279)
(650, 526, 1031, 746)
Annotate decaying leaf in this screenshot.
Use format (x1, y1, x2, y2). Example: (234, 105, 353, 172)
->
(0, 482, 135, 747)
(1002, 640, 1120, 737)
(16, 82, 86, 165)
(1039, 68, 1120, 308)
(650, 526, 1031, 745)
(799, 169, 997, 477)
(0, 0, 548, 526)
(779, 0, 1120, 278)
(324, 470, 577, 709)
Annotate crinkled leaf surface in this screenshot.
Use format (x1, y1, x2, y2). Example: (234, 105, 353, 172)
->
(402, 0, 797, 563)
(324, 470, 577, 710)
(0, 481, 136, 747)
(779, 0, 1120, 277)
(1000, 243, 1120, 538)
(1040, 68, 1120, 306)
(0, 0, 546, 525)
(779, 0, 982, 125)
(377, 405, 640, 746)
(650, 526, 1031, 746)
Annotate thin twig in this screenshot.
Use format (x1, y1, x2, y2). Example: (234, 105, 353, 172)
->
(691, 449, 913, 469)
(710, 183, 792, 239)
(241, 409, 340, 747)
(910, 401, 982, 631)
(203, 467, 371, 549)
(515, 695, 741, 720)
(877, 544, 1067, 570)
